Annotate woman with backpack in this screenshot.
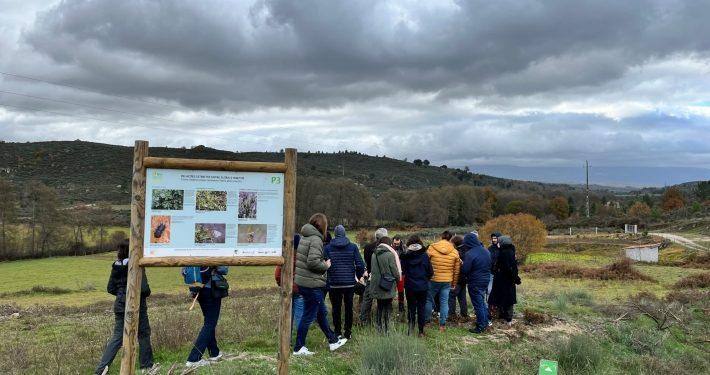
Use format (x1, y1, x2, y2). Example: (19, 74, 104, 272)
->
(370, 236, 402, 334)
(401, 235, 433, 337)
(95, 240, 157, 374)
(293, 213, 347, 356)
(183, 265, 229, 368)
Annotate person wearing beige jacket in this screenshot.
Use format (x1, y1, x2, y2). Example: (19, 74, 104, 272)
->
(425, 231, 461, 331)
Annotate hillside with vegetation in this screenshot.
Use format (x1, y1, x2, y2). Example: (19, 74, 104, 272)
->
(0, 140, 707, 261)
(0, 140, 588, 204)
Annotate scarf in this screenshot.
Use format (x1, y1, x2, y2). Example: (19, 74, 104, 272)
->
(380, 243, 403, 280)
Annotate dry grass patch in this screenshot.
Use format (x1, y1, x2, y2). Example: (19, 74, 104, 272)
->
(522, 258, 655, 282)
(673, 272, 710, 289)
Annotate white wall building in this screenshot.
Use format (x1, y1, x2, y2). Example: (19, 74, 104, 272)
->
(624, 243, 660, 263)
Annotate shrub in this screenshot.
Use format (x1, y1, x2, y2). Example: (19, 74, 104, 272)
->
(481, 213, 547, 263)
(557, 334, 604, 374)
(673, 272, 710, 289)
(360, 332, 430, 375)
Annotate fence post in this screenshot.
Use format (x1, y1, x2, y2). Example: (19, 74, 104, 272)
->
(277, 148, 297, 375)
(120, 140, 148, 375)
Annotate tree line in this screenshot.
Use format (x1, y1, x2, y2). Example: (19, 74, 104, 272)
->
(1, 175, 707, 261)
(0, 178, 127, 261)
(295, 177, 710, 230)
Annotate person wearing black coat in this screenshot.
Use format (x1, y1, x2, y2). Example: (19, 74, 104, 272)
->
(401, 235, 434, 336)
(487, 235, 520, 324)
(487, 231, 501, 296)
(95, 240, 155, 374)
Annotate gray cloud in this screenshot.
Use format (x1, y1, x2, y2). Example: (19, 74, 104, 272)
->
(0, 0, 709, 176)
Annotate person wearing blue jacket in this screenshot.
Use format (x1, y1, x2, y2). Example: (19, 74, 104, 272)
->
(401, 235, 434, 337)
(324, 225, 365, 340)
(461, 232, 491, 334)
(184, 265, 229, 368)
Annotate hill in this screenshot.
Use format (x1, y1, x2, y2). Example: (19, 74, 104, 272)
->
(0, 140, 590, 204)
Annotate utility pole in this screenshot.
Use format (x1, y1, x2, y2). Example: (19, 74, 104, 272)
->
(585, 160, 590, 218)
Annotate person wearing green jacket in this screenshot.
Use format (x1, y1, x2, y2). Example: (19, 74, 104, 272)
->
(293, 213, 347, 356)
(369, 237, 402, 333)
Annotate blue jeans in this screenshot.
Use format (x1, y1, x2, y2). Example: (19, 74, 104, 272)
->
(468, 285, 489, 330)
(291, 292, 304, 337)
(294, 286, 337, 352)
(187, 291, 222, 362)
(425, 281, 451, 325)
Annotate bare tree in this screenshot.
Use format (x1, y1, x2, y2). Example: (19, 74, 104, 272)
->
(0, 178, 18, 258)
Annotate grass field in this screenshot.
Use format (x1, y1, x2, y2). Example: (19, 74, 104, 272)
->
(1, 233, 708, 374)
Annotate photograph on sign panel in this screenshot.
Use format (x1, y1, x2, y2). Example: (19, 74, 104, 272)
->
(194, 223, 227, 244)
(150, 215, 171, 243)
(195, 190, 227, 211)
(237, 224, 267, 244)
(238, 191, 258, 219)
(151, 189, 184, 210)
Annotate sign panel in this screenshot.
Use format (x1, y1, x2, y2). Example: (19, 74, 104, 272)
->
(143, 168, 284, 257)
(538, 359, 558, 375)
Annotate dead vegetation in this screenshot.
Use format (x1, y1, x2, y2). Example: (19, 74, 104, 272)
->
(673, 272, 710, 289)
(521, 258, 656, 282)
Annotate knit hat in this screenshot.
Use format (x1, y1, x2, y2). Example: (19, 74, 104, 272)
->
(375, 227, 388, 240)
(470, 229, 479, 237)
(334, 225, 346, 238)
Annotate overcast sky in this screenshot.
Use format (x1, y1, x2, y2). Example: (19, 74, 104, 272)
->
(1, 0, 709, 171)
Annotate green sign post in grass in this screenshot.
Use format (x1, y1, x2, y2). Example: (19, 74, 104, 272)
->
(538, 359, 558, 375)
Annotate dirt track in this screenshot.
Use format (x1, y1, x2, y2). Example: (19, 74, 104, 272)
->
(652, 232, 709, 251)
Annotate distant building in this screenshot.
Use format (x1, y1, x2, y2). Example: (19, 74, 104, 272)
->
(624, 243, 660, 263)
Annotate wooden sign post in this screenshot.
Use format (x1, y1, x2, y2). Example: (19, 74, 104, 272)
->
(119, 141, 296, 375)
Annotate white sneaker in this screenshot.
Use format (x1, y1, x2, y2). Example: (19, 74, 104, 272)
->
(329, 338, 347, 352)
(293, 347, 315, 356)
(207, 352, 223, 362)
(185, 359, 210, 368)
(140, 363, 160, 374)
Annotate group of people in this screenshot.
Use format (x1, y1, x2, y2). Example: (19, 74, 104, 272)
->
(94, 213, 522, 373)
(277, 212, 521, 356)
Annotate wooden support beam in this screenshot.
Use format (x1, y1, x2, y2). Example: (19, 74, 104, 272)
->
(120, 140, 148, 375)
(143, 157, 287, 173)
(139, 256, 283, 267)
(277, 148, 297, 375)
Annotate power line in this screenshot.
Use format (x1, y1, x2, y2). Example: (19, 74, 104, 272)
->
(0, 89, 191, 125)
(0, 74, 345, 151)
(0, 101, 213, 138)
(0, 71, 185, 110)
(0, 101, 339, 152)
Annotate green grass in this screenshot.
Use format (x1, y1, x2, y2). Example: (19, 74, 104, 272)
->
(0, 253, 274, 306)
(1, 233, 708, 374)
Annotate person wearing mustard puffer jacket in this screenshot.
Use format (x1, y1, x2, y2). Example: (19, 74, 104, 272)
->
(425, 231, 461, 330)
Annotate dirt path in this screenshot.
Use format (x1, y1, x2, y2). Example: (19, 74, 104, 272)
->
(652, 232, 708, 251)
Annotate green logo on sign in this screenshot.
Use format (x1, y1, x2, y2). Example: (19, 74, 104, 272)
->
(538, 359, 558, 375)
(271, 176, 282, 184)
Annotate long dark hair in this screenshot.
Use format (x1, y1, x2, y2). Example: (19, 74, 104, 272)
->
(406, 235, 423, 247)
(308, 213, 328, 237)
(117, 239, 130, 260)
